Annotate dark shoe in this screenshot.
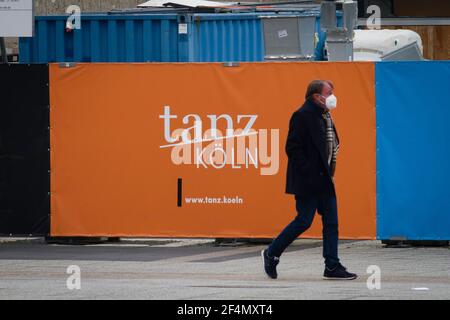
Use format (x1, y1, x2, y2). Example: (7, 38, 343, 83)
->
(261, 249, 279, 279)
(323, 263, 357, 280)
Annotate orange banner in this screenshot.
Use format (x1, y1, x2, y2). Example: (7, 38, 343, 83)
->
(49, 62, 376, 238)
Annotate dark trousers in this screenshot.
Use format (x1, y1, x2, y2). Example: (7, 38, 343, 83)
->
(267, 194, 340, 269)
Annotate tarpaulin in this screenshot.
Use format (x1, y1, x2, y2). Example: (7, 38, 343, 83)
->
(49, 62, 376, 238)
(376, 61, 450, 240)
(0, 64, 50, 236)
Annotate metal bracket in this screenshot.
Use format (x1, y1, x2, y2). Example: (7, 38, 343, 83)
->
(59, 62, 77, 68)
(259, 15, 302, 19)
(389, 236, 407, 241)
(223, 62, 240, 67)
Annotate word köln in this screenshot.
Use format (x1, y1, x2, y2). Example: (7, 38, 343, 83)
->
(159, 106, 279, 175)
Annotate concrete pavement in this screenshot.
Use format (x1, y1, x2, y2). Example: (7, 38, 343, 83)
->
(0, 238, 449, 300)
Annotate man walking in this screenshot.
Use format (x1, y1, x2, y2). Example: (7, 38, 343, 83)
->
(262, 80, 357, 280)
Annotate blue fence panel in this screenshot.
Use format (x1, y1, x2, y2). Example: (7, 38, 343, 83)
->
(376, 61, 450, 240)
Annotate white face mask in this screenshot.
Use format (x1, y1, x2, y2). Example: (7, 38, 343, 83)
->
(323, 94, 337, 110)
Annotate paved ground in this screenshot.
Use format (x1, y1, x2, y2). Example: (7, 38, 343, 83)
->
(0, 238, 449, 300)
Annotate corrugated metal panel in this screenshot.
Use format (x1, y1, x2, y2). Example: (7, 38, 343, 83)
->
(191, 14, 264, 62)
(19, 11, 327, 63)
(186, 11, 340, 62)
(189, 12, 325, 62)
(19, 14, 180, 63)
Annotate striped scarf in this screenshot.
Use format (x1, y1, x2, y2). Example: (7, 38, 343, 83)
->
(322, 112, 339, 179)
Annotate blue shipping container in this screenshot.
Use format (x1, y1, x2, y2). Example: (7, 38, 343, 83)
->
(19, 11, 336, 63)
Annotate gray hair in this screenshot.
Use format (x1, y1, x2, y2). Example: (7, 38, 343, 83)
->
(305, 80, 334, 100)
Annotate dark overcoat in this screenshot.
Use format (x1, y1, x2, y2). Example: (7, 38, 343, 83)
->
(285, 99, 339, 197)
